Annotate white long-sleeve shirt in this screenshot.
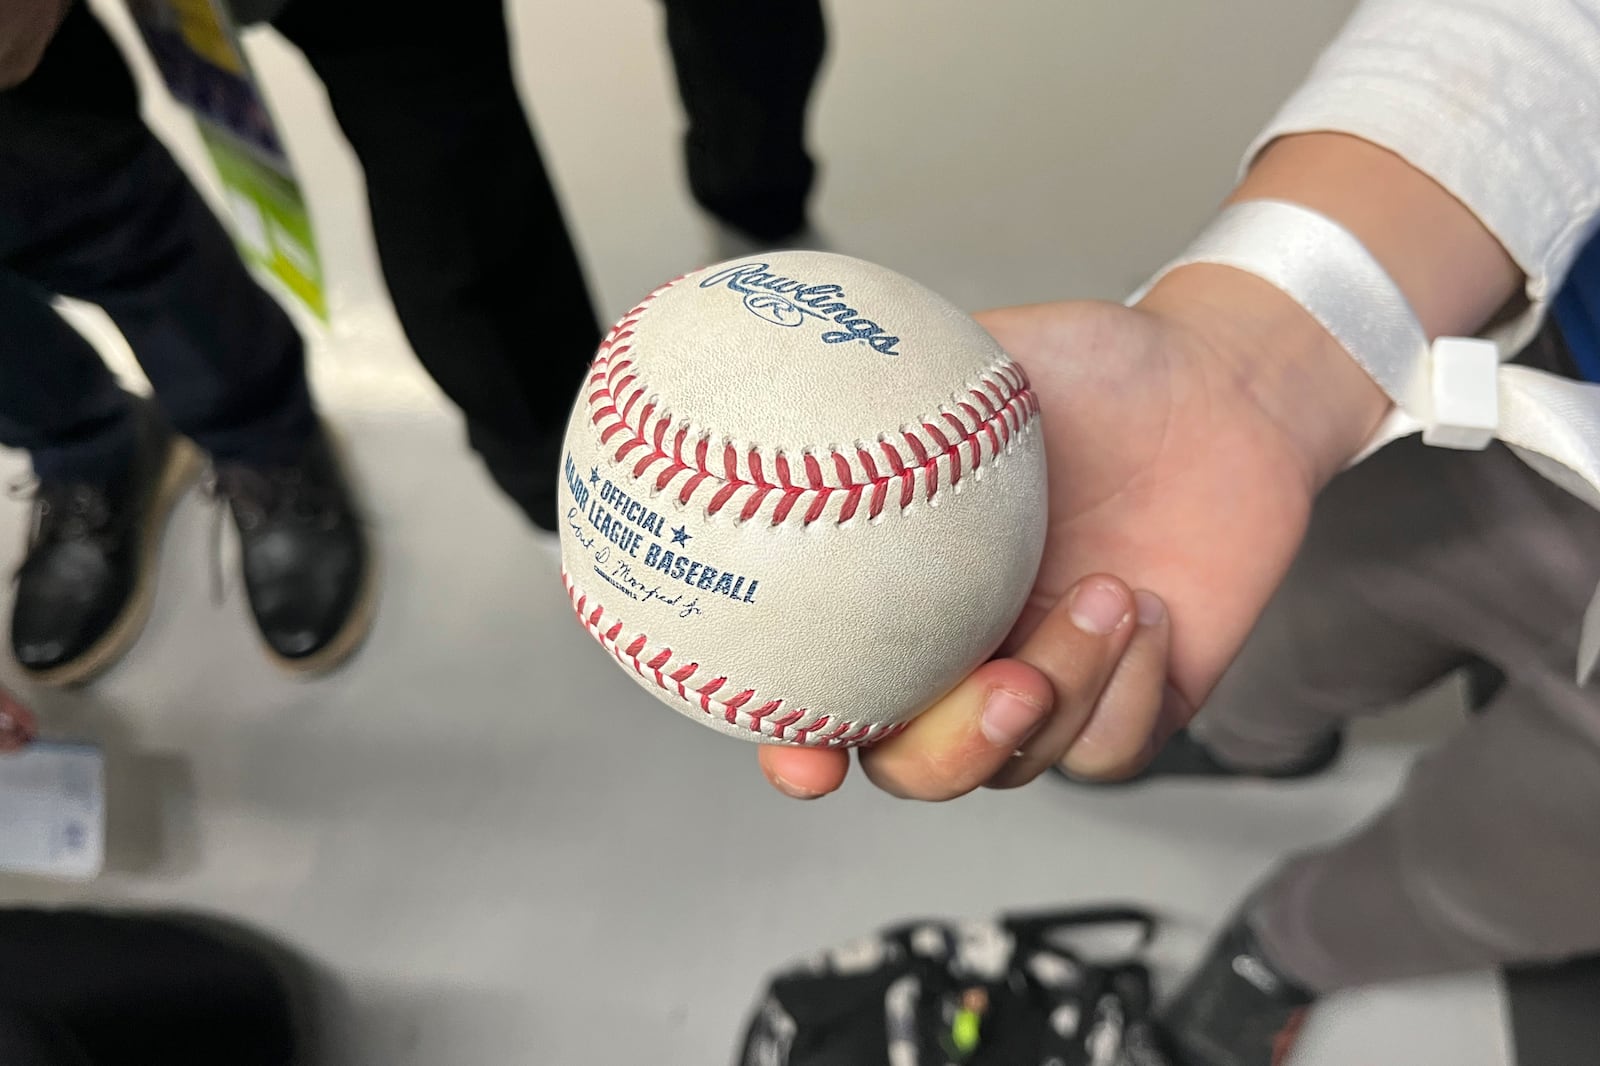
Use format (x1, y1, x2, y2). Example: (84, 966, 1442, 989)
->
(1242, 0, 1600, 680)
(1244, 0, 1600, 353)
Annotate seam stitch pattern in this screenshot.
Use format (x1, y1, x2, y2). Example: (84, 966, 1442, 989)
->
(585, 279, 1040, 525)
(563, 573, 911, 747)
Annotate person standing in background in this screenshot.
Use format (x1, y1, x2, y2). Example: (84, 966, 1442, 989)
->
(1, 0, 824, 682)
(1, 1, 373, 685)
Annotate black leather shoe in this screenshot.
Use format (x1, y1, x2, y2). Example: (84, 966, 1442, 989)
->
(1160, 916, 1316, 1066)
(10, 401, 199, 686)
(214, 427, 374, 675)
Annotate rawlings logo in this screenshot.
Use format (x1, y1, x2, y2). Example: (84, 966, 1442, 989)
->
(699, 262, 903, 356)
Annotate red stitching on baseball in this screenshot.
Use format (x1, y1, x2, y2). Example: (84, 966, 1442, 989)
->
(581, 278, 1037, 526)
(803, 453, 824, 488)
(771, 709, 804, 740)
(794, 716, 829, 743)
(562, 573, 907, 748)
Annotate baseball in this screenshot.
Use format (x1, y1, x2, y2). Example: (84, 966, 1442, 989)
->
(558, 251, 1047, 747)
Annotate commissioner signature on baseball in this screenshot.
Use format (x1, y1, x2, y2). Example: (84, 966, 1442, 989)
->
(699, 261, 903, 356)
(610, 560, 704, 619)
(565, 510, 596, 550)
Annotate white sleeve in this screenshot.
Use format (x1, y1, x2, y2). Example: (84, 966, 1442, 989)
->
(1243, 0, 1600, 350)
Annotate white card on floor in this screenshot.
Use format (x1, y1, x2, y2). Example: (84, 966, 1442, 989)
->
(0, 742, 105, 880)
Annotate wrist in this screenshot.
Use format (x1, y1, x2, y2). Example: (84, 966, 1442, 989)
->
(1133, 133, 1520, 488)
(1233, 134, 1521, 340)
(1137, 263, 1391, 487)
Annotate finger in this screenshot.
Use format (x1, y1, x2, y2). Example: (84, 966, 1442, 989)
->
(984, 575, 1141, 789)
(857, 658, 1054, 801)
(1152, 682, 1198, 750)
(0, 689, 37, 754)
(1059, 589, 1172, 780)
(1119, 681, 1198, 775)
(759, 744, 849, 799)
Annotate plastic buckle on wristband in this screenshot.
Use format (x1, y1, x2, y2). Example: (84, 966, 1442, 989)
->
(1422, 337, 1500, 451)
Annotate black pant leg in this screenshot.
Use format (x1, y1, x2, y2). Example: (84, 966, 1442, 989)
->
(0, 269, 136, 481)
(274, 0, 600, 529)
(0, 2, 145, 481)
(0, 1010, 93, 1066)
(0, 3, 315, 468)
(661, 0, 825, 240)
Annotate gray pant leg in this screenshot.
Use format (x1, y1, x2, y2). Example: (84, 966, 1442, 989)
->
(1255, 673, 1600, 992)
(1248, 432, 1600, 992)
(1190, 439, 1476, 770)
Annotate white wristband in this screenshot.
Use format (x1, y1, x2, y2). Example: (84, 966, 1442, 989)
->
(1130, 198, 1600, 683)
(1130, 199, 1498, 457)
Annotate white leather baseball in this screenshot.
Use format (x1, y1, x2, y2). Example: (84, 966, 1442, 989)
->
(558, 251, 1047, 747)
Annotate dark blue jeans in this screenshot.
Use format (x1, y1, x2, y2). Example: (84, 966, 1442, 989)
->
(0, 3, 315, 482)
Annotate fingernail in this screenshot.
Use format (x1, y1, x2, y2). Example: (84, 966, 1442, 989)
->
(1134, 590, 1165, 627)
(1069, 578, 1130, 635)
(981, 688, 1047, 748)
(770, 773, 824, 800)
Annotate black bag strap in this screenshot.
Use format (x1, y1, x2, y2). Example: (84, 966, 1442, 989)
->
(1000, 905, 1158, 951)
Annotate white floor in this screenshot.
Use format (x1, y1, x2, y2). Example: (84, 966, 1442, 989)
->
(0, 1, 1515, 1063)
